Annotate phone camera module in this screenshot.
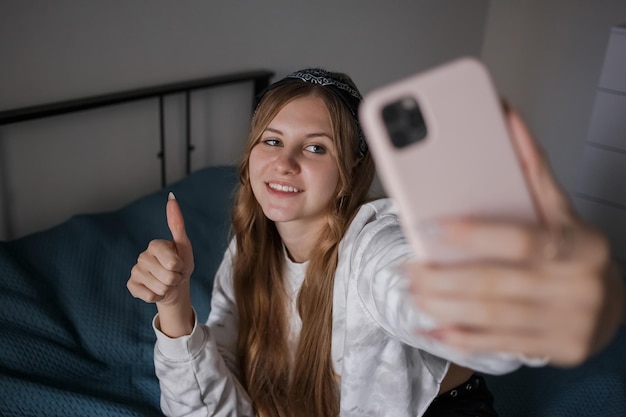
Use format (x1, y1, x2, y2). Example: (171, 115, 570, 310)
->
(382, 96, 427, 148)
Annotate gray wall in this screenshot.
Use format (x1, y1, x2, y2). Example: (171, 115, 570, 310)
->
(0, 0, 490, 239)
(0, 1, 489, 107)
(2, 0, 626, 241)
(481, 0, 626, 193)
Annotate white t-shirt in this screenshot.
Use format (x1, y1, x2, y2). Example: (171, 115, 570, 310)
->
(153, 198, 533, 417)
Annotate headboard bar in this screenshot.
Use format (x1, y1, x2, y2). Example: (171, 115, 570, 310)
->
(0, 70, 274, 186)
(0, 70, 274, 125)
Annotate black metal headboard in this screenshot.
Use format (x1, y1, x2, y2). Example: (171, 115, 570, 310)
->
(0, 70, 274, 187)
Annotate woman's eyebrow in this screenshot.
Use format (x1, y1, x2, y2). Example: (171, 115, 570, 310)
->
(264, 127, 333, 140)
(264, 127, 282, 135)
(305, 132, 334, 140)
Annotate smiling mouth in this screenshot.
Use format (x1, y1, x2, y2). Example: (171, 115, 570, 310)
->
(267, 182, 303, 193)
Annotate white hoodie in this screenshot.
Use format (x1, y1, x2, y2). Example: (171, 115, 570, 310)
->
(153, 198, 533, 417)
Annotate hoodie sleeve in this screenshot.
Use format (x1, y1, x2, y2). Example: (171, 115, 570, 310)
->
(352, 207, 543, 375)
(153, 240, 254, 417)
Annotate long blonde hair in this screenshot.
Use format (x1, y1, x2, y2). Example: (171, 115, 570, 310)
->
(232, 75, 375, 417)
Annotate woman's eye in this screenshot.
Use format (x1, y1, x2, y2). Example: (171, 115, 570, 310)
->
(262, 138, 281, 147)
(305, 144, 326, 154)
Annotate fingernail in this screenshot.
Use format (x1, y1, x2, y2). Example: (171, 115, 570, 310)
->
(168, 192, 176, 201)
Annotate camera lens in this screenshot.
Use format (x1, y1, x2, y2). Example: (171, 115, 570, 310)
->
(382, 97, 427, 149)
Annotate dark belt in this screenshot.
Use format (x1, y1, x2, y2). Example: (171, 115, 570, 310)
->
(423, 374, 499, 417)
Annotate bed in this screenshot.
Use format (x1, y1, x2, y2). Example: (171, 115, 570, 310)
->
(0, 166, 235, 416)
(1, 73, 625, 416)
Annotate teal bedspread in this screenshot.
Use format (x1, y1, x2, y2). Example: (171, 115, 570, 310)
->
(0, 166, 236, 416)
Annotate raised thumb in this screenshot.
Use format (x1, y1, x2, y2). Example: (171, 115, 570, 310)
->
(506, 109, 575, 226)
(166, 192, 192, 254)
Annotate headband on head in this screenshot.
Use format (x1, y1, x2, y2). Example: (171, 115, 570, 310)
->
(255, 68, 368, 160)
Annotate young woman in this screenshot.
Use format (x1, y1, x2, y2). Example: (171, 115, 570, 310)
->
(127, 68, 624, 417)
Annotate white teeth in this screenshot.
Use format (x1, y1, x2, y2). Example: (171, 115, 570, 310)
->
(268, 182, 301, 193)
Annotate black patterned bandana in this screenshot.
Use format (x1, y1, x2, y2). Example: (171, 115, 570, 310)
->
(255, 68, 368, 160)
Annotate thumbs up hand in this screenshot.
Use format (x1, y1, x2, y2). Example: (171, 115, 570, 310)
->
(127, 192, 195, 336)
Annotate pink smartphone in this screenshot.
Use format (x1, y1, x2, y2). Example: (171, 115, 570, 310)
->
(359, 57, 538, 262)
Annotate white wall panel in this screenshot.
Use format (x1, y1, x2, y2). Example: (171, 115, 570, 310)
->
(586, 91, 626, 151)
(575, 24, 626, 268)
(599, 26, 626, 93)
(577, 146, 626, 207)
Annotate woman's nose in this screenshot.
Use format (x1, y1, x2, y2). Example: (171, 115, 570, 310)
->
(273, 149, 300, 174)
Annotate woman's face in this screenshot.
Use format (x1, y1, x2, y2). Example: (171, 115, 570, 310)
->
(249, 94, 340, 232)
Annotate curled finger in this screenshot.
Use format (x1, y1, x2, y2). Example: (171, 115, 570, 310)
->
(407, 262, 556, 304)
(422, 219, 558, 263)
